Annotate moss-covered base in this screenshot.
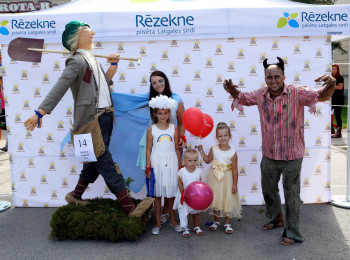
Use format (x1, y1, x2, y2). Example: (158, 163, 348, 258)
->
(50, 198, 150, 242)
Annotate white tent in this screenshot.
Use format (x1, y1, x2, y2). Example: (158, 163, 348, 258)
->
(1, 0, 349, 43)
(1, 0, 349, 207)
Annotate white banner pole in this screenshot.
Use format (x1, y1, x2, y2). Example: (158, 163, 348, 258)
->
(332, 55, 350, 208)
(347, 56, 350, 202)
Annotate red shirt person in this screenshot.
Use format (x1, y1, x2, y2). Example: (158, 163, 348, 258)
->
(224, 57, 335, 246)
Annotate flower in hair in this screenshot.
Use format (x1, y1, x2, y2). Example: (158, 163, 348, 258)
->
(149, 95, 176, 109)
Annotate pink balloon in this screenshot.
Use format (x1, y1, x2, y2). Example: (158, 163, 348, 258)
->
(184, 181, 213, 210)
(200, 113, 214, 138)
(182, 108, 204, 137)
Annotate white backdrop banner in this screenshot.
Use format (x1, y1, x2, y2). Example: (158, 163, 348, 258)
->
(2, 36, 331, 207)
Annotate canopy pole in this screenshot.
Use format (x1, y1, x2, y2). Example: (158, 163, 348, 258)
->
(332, 57, 350, 209)
(347, 59, 350, 202)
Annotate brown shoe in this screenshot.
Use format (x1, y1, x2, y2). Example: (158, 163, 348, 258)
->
(65, 192, 90, 206)
(280, 237, 296, 246)
(129, 197, 155, 218)
(262, 212, 284, 230)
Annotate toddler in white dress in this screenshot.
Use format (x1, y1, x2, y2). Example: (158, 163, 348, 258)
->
(173, 149, 203, 238)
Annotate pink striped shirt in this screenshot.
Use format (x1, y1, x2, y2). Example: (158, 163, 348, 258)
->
(232, 84, 319, 161)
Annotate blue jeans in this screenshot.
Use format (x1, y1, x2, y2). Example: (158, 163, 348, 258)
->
(80, 112, 125, 194)
(260, 156, 304, 242)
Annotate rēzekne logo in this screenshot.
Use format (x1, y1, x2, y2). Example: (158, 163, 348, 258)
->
(278, 11, 348, 29)
(0, 20, 9, 35)
(1, 19, 56, 36)
(277, 12, 299, 28)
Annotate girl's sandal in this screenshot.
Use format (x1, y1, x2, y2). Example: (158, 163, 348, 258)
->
(193, 226, 203, 236)
(209, 221, 220, 231)
(224, 224, 233, 234)
(160, 213, 169, 224)
(147, 207, 154, 218)
(183, 228, 190, 238)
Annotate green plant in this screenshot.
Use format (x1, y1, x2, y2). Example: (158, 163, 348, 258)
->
(125, 176, 134, 193)
(50, 198, 150, 242)
(332, 41, 348, 55)
(332, 101, 348, 129)
(341, 101, 348, 129)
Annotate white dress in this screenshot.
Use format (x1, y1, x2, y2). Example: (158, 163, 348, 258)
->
(150, 124, 178, 198)
(206, 145, 242, 218)
(173, 167, 202, 228)
(136, 97, 179, 170)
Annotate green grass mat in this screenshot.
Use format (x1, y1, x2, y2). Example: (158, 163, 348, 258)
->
(50, 198, 150, 242)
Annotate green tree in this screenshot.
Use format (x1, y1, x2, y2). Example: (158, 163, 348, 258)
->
(332, 41, 348, 55)
(289, 0, 334, 4)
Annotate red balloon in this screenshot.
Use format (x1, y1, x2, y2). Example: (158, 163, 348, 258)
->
(184, 181, 213, 210)
(182, 108, 204, 137)
(200, 113, 214, 138)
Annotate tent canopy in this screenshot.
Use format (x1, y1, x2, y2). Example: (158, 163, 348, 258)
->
(2, 0, 311, 14)
(26, 0, 310, 13)
(1, 0, 349, 42)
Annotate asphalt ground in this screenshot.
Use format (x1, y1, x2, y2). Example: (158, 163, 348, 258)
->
(1, 130, 350, 260)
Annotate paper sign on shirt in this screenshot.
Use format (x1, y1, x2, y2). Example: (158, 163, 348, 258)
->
(73, 133, 97, 162)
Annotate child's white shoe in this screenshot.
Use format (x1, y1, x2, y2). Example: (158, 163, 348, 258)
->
(224, 224, 233, 234)
(193, 226, 203, 236)
(183, 227, 190, 238)
(209, 221, 220, 231)
(170, 223, 182, 232)
(151, 226, 161, 235)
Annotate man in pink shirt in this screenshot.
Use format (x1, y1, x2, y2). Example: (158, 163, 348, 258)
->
(224, 57, 335, 246)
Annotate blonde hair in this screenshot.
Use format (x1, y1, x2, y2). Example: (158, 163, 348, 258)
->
(216, 122, 231, 138)
(183, 148, 199, 159)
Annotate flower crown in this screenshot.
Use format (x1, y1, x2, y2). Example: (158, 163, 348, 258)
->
(149, 95, 176, 109)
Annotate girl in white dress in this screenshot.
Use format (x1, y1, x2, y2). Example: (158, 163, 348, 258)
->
(197, 122, 242, 234)
(173, 149, 203, 238)
(146, 95, 182, 235)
